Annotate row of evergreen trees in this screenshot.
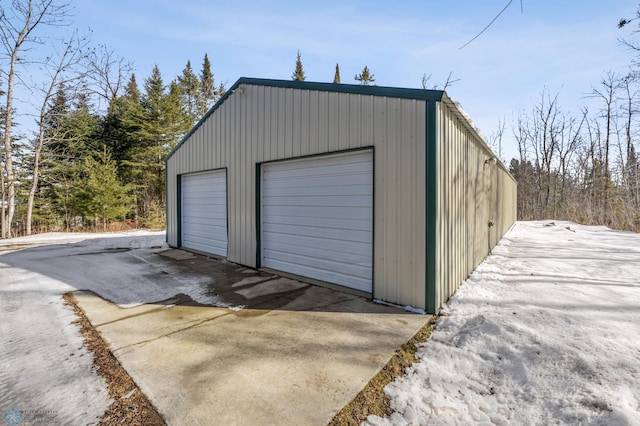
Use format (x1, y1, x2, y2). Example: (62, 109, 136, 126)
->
(4, 47, 380, 236)
(11, 54, 224, 234)
(292, 50, 376, 85)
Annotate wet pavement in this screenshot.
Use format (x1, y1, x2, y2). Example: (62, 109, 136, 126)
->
(75, 247, 431, 425)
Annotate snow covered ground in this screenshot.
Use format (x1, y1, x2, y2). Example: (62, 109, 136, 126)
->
(0, 230, 236, 425)
(367, 221, 640, 425)
(3, 222, 640, 425)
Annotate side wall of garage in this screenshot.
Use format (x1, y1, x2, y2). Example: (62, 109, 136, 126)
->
(166, 82, 429, 308)
(430, 98, 517, 312)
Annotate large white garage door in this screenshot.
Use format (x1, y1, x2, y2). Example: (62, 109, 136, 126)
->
(181, 170, 228, 257)
(261, 150, 373, 292)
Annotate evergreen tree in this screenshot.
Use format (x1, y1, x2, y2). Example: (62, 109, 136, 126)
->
(41, 91, 101, 231)
(178, 60, 200, 124)
(46, 83, 69, 133)
(333, 63, 341, 84)
(99, 74, 145, 178)
(125, 74, 141, 103)
(165, 80, 190, 148)
(355, 66, 375, 85)
(79, 148, 131, 231)
(131, 65, 169, 223)
(198, 53, 217, 115)
(292, 50, 306, 81)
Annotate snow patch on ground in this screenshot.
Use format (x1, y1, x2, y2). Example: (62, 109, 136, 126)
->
(366, 221, 640, 425)
(0, 230, 244, 423)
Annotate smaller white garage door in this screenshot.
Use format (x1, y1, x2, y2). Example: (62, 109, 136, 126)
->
(181, 170, 228, 257)
(261, 150, 373, 292)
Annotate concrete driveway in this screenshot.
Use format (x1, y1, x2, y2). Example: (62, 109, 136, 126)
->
(73, 248, 430, 425)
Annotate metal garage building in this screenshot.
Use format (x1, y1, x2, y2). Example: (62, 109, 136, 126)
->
(165, 78, 517, 313)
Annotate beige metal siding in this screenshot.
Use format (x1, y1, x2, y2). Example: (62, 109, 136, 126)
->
(435, 101, 517, 308)
(166, 84, 427, 308)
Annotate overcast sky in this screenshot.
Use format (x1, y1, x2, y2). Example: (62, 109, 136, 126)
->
(23, 1, 640, 160)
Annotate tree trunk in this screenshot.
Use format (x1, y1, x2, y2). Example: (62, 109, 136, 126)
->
(25, 134, 43, 235)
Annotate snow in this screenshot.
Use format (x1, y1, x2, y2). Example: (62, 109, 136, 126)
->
(0, 230, 243, 424)
(374, 299, 427, 315)
(366, 221, 640, 426)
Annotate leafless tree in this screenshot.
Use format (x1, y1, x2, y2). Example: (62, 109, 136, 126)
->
(26, 29, 89, 235)
(589, 72, 619, 224)
(0, 0, 71, 238)
(421, 71, 460, 91)
(86, 44, 133, 107)
(489, 118, 506, 161)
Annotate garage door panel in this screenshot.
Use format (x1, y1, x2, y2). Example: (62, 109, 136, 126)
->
(182, 222, 227, 236)
(262, 150, 373, 292)
(265, 223, 372, 242)
(262, 256, 371, 293)
(263, 246, 371, 272)
(263, 205, 370, 220)
(263, 174, 372, 190)
(183, 195, 226, 204)
(263, 247, 371, 277)
(263, 156, 372, 176)
(263, 183, 371, 197)
(183, 211, 227, 221)
(182, 170, 228, 257)
(263, 195, 372, 208)
(263, 233, 372, 259)
(263, 215, 370, 231)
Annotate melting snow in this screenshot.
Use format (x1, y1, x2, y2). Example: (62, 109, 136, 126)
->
(366, 221, 640, 425)
(0, 230, 242, 424)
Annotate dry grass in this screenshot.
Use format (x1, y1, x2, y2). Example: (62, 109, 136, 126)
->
(63, 293, 165, 426)
(328, 316, 437, 425)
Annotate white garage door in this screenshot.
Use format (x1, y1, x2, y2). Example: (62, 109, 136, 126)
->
(261, 150, 373, 292)
(181, 170, 228, 257)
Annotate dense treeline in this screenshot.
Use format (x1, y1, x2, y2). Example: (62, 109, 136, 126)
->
(20, 57, 223, 234)
(0, 2, 228, 237)
(507, 73, 640, 232)
(0, 38, 223, 236)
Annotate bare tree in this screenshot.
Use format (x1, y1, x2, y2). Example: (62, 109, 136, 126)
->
(488, 118, 506, 161)
(0, 0, 71, 238)
(421, 71, 460, 91)
(26, 29, 89, 235)
(86, 44, 133, 106)
(589, 72, 619, 224)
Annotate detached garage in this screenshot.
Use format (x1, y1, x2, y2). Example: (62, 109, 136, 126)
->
(166, 78, 517, 313)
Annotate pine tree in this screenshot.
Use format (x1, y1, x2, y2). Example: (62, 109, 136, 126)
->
(355, 66, 375, 85)
(292, 50, 306, 81)
(42, 90, 101, 231)
(165, 80, 190, 148)
(46, 83, 69, 133)
(125, 74, 141, 103)
(79, 148, 131, 231)
(99, 74, 145, 178)
(333, 63, 341, 84)
(199, 53, 217, 115)
(178, 60, 200, 124)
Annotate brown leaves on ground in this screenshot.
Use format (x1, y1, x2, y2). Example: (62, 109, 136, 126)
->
(63, 293, 165, 426)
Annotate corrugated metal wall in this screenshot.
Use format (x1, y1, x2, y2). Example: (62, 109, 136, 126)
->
(166, 84, 427, 308)
(435, 100, 517, 308)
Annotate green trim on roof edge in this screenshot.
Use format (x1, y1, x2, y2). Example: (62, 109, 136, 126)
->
(165, 77, 445, 162)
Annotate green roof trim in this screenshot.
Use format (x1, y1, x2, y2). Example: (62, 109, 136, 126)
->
(166, 77, 445, 161)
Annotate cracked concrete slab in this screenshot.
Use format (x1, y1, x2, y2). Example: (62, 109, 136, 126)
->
(74, 249, 431, 425)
